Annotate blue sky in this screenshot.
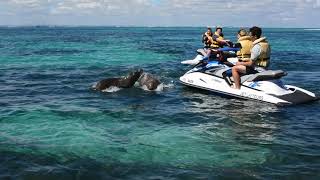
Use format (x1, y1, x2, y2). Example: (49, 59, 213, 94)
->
(0, 0, 319, 27)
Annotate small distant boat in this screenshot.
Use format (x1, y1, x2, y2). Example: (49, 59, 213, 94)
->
(180, 48, 319, 106)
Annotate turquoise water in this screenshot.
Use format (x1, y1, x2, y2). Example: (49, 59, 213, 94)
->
(0, 27, 320, 179)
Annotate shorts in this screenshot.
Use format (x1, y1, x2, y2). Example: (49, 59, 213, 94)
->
(245, 66, 258, 74)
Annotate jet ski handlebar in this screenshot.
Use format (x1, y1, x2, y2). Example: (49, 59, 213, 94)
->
(216, 47, 240, 52)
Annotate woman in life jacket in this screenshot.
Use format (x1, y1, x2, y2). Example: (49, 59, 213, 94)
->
(202, 27, 213, 48)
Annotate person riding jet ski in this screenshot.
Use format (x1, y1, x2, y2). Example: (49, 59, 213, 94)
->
(225, 29, 253, 65)
(203, 26, 232, 60)
(231, 26, 271, 89)
(236, 29, 253, 61)
(202, 27, 213, 48)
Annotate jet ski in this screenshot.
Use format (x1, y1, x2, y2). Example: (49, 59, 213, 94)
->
(180, 47, 318, 106)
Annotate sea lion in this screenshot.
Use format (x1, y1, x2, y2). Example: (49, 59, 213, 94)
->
(93, 69, 143, 91)
(137, 72, 161, 91)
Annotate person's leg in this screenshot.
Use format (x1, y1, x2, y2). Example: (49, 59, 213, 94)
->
(232, 65, 246, 89)
(203, 49, 211, 60)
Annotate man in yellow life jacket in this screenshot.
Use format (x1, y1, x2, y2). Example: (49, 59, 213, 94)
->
(210, 26, 231, 48)
(231, 26, 271, 89)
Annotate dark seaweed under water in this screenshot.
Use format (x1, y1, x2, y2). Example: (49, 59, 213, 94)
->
(0, 27, 320, 179)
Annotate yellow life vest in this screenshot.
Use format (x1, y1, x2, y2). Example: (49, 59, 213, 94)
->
(209, 32, 224, 48)
(236, 36, 252, 61)
(252, 37, 271, 68)
(203, 32, 213, 47)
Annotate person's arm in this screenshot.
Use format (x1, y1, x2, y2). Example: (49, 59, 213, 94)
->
(250, 44, 261, 61)
(216, 38, 230, 43)
(213, 35, 231, 46)
(207, 35, 214, 44)
(205, 32, 213, 40)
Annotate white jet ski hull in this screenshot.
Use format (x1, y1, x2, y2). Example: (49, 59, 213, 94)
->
(180, 61, 318, 106)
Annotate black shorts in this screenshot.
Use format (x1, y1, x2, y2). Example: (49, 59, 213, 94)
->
(246, 66, 258, 74)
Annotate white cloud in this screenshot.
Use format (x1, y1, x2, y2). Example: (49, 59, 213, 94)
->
(0, 0, 319, 27)
(76, 2, 100, 9)
(50, 5, 73, 15)
(9, 0, 43, 7)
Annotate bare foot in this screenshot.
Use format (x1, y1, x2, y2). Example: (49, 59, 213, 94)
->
(231, 84, 240, 90)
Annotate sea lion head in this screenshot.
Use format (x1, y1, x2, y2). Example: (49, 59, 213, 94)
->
(119, 69, 144, 88)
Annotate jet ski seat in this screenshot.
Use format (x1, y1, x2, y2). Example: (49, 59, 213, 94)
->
(241, 70, 287, 83)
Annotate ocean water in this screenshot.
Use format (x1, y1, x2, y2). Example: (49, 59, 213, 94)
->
(0, 27, 319, 179)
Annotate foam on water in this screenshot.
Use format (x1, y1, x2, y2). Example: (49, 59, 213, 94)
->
(139, 83, 165, 92)
(101, 86, 122, 92)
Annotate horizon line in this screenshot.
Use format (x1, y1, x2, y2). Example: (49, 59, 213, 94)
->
(0, 25, 319, 29)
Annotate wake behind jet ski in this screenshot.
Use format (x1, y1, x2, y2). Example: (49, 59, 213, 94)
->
(180, 47, 318, 106)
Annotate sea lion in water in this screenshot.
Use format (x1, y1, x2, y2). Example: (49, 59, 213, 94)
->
(137, 72, 161, 91)
(93, 69, 143, 91)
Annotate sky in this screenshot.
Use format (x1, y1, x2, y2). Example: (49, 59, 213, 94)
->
(0, 0, 320, 27)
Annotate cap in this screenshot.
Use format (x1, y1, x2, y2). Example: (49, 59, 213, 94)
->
(216, 25, 223, 31)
